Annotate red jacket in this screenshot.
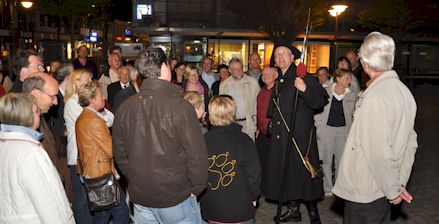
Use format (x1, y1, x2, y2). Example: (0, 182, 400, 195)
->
(256, 86, 273, 134)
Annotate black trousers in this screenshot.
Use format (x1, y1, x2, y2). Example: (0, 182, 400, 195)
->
(255, 133, 270, 195)
(344, 197, 390, 224)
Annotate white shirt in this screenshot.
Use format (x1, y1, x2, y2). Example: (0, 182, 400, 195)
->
(332, 83, 351, 101)
(120, 81, 130, 89)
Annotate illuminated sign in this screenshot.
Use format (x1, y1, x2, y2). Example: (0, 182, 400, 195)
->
(124, 28, 132, 37)
(137, 4, 152, 19)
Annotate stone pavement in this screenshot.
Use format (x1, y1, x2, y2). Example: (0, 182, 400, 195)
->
(254, 84, 439, 224)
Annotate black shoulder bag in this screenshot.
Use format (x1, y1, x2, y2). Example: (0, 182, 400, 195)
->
(78, 157, 121, 211)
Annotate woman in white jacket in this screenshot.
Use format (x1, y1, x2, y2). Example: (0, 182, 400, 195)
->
(0, 93, 74, 223)
(314, 68, 358, 196)
(64, 69, 114, 223)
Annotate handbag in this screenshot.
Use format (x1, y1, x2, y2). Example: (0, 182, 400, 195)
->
(78, 158, 121, 211)
(83, 172, 121, 211)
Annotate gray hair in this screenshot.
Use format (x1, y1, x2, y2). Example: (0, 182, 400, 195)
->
(359, 32, 395, 72)
(229, 57, 243, 68)
(0, 93, 35, 127)
(22, 74, 46, 93)
(54, 64, 74, 84)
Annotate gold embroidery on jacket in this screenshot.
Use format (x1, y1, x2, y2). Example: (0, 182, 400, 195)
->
(208, 152, 236, 191)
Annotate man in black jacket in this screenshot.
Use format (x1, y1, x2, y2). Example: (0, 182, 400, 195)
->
(113, 48, 208, 223)
(107, 66, 130, 109)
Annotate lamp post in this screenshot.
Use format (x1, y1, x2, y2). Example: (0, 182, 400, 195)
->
(329, 5, 348, 41)
(10, 0, 34, 48)
(328, 4, 347, 69)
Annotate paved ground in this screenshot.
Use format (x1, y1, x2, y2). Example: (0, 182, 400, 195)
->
(255, 83, 439, 224)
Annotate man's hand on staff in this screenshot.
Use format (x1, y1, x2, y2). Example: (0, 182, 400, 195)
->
(295, 77, 306, 92)
(389, 186, 413, 205)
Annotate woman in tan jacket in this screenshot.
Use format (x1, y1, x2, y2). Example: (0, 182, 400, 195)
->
(76, 81, 129, 223)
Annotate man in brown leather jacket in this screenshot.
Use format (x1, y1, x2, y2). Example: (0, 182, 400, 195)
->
(113, 48, 208, 223)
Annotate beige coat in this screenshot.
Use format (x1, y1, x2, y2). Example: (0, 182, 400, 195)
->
(332, 70, 418, 203)
(219, 75, 260, 135)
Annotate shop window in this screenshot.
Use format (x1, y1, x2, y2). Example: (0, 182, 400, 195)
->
(208, 40, 248, 70)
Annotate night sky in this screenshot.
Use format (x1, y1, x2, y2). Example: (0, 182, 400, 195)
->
(112, 0, 132, 22)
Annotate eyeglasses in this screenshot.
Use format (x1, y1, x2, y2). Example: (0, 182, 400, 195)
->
(37, 88, 57, 100)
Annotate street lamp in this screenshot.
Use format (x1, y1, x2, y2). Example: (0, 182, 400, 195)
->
(21, 0, 33, 8)
(328, 4, 348, 41)
(329, 4, 347, 69)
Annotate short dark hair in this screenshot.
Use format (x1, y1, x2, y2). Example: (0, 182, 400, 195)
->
(135, 48, 167, 79)
(12, 49, 40, 78)
(77, 45, 89, 54)
(316, 66, 329, 74)
(22, 74, 46, 94)
(217, 64, 229, 71)
(337, 56, 352, 71)
(54, 64, 74, 84)
(110, 45, 122, 53)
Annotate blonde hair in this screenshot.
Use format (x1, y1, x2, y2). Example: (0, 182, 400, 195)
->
(185, 64, 199, 79)
(333, 68, 352, 82)
(65, 69, 92, 101)
(0, 93, 35, 127)
(183, 91, 204, 109)
(209, 95, 236, 126)
(77, 81, 100, 107)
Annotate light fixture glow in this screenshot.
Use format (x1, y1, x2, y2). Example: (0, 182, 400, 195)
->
(21, 1, 33, 8)
(329, 5, 348, 17)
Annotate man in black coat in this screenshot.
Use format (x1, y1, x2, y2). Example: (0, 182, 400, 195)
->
(266, 39, 328, 223)
(107, 66, 130, 109)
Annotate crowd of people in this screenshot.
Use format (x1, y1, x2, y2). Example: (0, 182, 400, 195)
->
(0, 31, 418, 224)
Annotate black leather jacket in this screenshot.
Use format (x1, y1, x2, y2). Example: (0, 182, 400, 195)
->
(113, 78, 208, 208)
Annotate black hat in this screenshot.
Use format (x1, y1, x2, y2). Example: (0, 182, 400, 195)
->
(275, 36, 301, 59)
(270, 36, 302, 67)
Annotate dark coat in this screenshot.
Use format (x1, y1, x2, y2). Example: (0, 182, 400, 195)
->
(266, 63, 328, 202)
(9, 80, 23, 93)
(112, 85, 137, 113)
(201, 123, 261, 222)
(211, 80, 220, 96)
(107, 81, 124, 108)
(112, 79, 208, 208)
(40, 118, 73, 202)
(73, 58, 99, 80)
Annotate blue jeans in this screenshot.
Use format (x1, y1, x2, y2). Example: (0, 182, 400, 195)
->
(93, 189, 129, 224)
(69, 165, 93, 224)
(133, 196, 203, 224)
